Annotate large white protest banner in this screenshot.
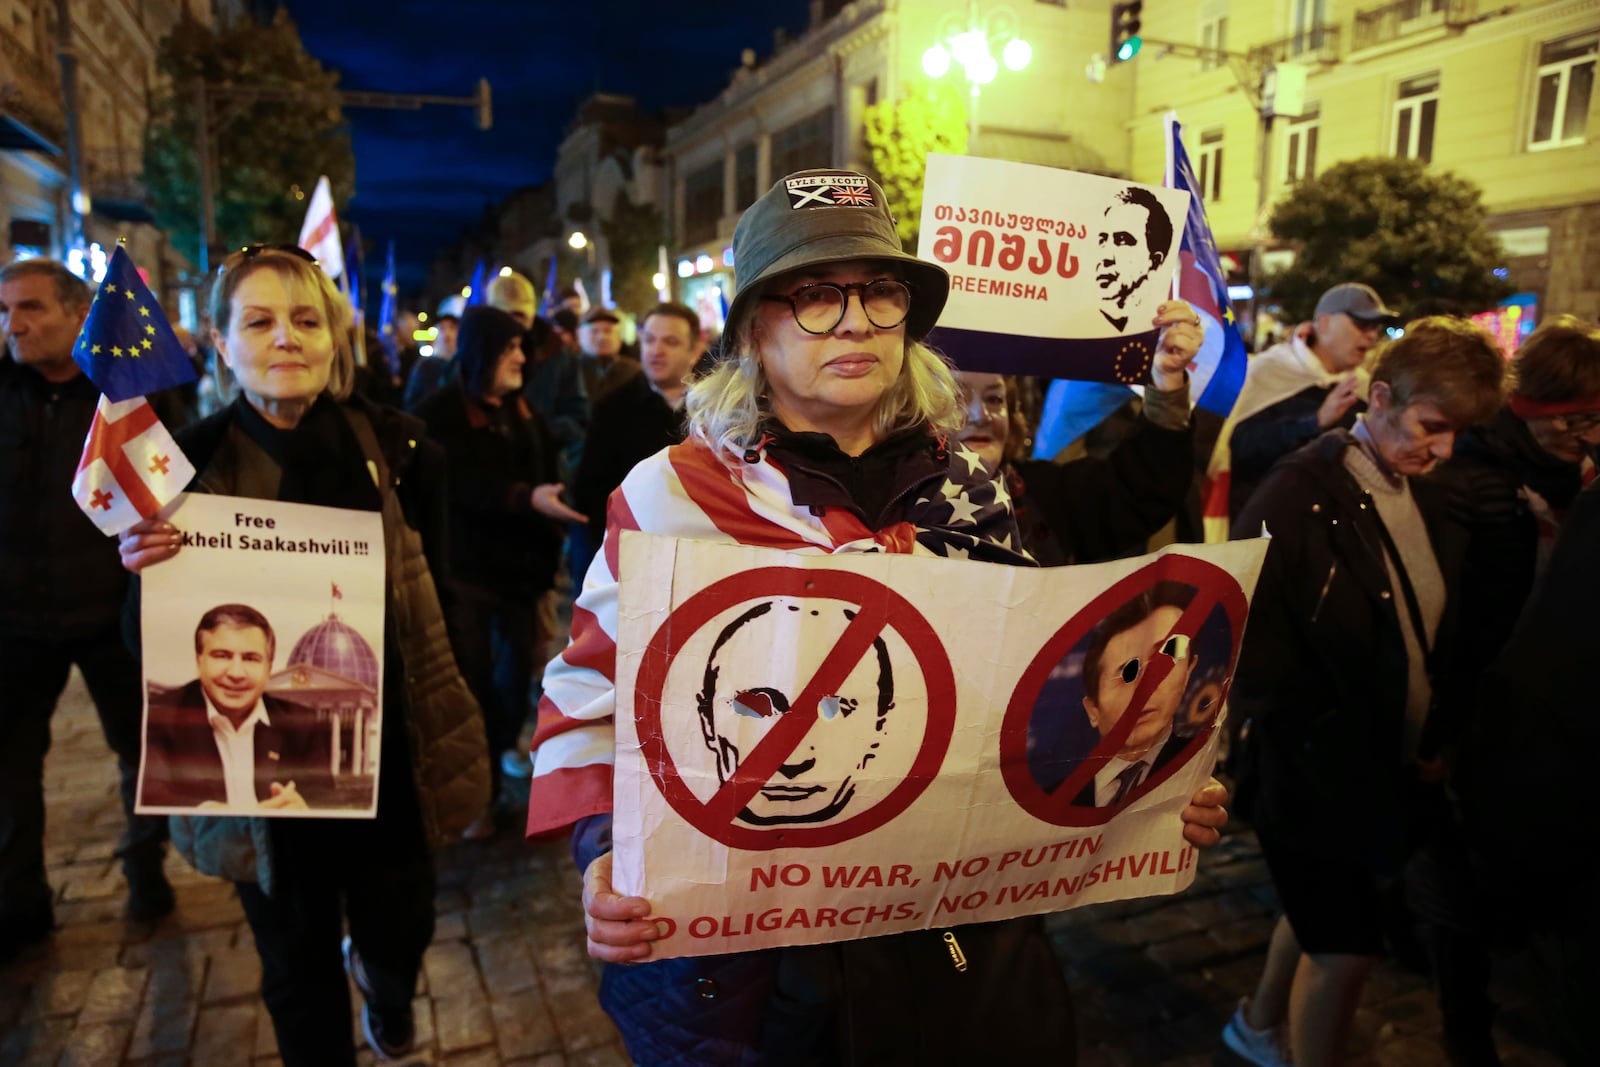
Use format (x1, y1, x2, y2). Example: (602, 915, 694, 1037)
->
(917, 153, 1190, 384)
(612, 532, 1267, 959)
(135, 493, 386, 818)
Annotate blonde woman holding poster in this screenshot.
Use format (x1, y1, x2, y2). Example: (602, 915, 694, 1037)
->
(528, 170, 1226, 1065)
(118, 245, 488, 1066)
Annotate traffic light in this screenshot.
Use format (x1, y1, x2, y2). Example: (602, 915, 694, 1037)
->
(1110, 1, 1143, 64)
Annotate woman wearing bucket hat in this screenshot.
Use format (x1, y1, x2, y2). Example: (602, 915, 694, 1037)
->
(527, 169, 1225, 1064)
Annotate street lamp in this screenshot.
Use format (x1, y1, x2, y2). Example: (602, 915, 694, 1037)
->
(921, 1, 1031, 147)
(568, 231, 589, 250)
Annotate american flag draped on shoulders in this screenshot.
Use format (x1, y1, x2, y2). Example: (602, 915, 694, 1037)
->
(525, 434, 1028, 839)
(69, 245, 198, 536)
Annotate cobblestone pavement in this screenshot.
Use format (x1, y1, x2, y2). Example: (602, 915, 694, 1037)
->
(0, 673, 1565, 1066)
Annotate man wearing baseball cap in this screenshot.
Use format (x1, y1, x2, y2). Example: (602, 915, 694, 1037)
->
(1216, 281, 1400, 519)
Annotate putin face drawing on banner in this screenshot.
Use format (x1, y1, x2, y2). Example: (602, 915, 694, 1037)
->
(1095, 186, 1173, 333)
(696, 600, 896, 826)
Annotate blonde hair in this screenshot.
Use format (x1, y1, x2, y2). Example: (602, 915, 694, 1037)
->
(685, 314, 964, 453)
(209, 248, 355, 401)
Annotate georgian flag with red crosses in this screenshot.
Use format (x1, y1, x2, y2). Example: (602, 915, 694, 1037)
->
(71, 396, 195, 536)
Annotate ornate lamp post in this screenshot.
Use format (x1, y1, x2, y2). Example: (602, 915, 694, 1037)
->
(920, 1, 1032, 147)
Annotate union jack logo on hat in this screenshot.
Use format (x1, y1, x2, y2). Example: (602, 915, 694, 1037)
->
(784, 173, 876, 209)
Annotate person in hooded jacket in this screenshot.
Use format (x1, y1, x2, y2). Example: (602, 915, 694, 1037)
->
(415, 306, 583, 829)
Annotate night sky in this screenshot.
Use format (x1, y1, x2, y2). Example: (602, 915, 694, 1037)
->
(282, 0, 813, 296)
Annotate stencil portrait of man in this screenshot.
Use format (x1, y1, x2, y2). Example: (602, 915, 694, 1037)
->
(1095, 186, 1174, 333)
(694, 600, 896, 827)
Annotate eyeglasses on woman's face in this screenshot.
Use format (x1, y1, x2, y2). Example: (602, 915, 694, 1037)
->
(760, 279, 911, 335)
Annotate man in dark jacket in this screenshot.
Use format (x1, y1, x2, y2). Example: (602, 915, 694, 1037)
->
(0, 259, 172, 960)
(1224, 283, 1399, 519)
(573, 302, 701, 546)
(520, 313, 588, 480)
(1431, 315, 1600, 698)
(415, 307, 581, 829)
(1221, 318, 1504, 1067)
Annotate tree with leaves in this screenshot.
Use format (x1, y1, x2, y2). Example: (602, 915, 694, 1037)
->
(144, 10, 354, 268)
(601, 192, 666, 315)
(1265, 158, 1512, 321)
(862, 85, 968, 250)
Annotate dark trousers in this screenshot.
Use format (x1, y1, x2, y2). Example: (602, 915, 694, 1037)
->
(448, 589, 534, 797)
(236, 797, 435, 1067)
(1407, 826, 1502, 1067)
(0, 624, 167, 925)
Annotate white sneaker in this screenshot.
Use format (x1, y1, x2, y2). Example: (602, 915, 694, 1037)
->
(1222, 999, 1291, 1066)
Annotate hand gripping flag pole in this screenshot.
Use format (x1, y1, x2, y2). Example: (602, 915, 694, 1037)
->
(69, 244, 199, 536)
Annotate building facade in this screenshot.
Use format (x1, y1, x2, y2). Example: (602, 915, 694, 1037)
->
(1127, 0, 1600, 327)
(0, 0, 231, 298)
(660, 0, 1136, 334)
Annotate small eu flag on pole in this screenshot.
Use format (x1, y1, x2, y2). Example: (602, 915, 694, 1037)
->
(72, 245, 199, 402)
(69, 244, 198, 535)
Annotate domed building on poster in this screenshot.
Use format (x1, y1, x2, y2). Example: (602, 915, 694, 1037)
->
(268, 612, 381, 785)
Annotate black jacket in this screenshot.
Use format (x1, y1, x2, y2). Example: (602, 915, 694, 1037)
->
(1231, 431, 1461, 870)
(0, 361, 130, 639)
(415, 381, 563, 596)
(1427, 406, 1584, 720)
(1010, 408, 1193, 566)
(573, 373, 684, 539)
(1456, 478, 1600, 873)
(1229, 384, 1363, 520)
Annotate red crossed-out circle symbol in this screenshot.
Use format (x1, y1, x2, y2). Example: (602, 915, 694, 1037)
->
(634, 567, 955, 850)
(1000, 554, 1248, 827)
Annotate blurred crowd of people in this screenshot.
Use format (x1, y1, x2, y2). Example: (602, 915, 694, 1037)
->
(1, 164, 1597, 1066)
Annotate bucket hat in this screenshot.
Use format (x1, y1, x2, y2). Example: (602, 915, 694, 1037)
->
(724, 169, 950, 342)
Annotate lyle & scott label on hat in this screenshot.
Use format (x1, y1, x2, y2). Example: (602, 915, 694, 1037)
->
(785, 174, 876, 209)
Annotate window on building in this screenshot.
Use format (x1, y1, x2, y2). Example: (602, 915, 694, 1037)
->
(734, 144, 759, 211)
(1529, 32, 1597, 150)
(1284, 104, 1320, 182)
(769, 108, 835, 180)
(683, 162, 723, 246)
(1393, 72, 1439, 163)
(1200, 6, 1228, 72)
(1197, 128, 1224, 202)
(1290, 0, 1328, 56)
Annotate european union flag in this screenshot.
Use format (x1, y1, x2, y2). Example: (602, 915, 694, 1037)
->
(72, 246, 198, 403)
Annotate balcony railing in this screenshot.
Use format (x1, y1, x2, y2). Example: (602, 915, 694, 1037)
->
(84, 146, 147, 204)
(0, 24, 65, 149)
(1353, 0, 1474, 52)
(1248, 23, 1342, 67)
